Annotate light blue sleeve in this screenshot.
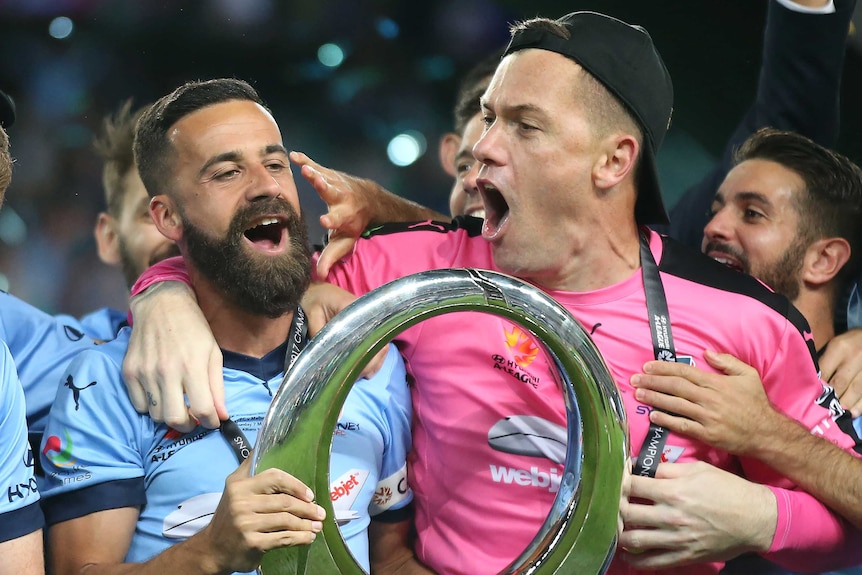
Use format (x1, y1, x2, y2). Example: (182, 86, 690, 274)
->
(75, 307, 129, 342)
(368, 344, 413, 516)
(40, 331, 148, 524)
(0, 341, 44, 541)
(0, 291, 97, 438)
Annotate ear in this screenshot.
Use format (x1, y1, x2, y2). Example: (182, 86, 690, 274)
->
(149, 194, 184, 243)
(94, 212, 121, 265)
(592, 134, 639, 191)
(438, 132, 461, 178)
(802, 237, 851, 287)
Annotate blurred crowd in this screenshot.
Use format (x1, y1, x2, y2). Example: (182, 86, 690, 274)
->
(2, 0, 859, 318)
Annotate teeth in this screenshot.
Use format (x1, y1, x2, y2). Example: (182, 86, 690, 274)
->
(257, 218, 278, 227)
(470, 209, 486, 219)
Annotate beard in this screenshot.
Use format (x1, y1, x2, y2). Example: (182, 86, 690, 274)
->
(705, 239, 806, 301)
(751, 240, 806, 302)
(181, 198, 312, 318)
(118, 239, 181, 290)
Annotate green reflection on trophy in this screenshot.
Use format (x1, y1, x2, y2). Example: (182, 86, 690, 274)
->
(253, 268, 628, 574)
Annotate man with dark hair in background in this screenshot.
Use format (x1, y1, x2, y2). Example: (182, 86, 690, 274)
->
(630, 128, 862, 574)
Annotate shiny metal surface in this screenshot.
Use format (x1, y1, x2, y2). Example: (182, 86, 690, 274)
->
(253, 268, 628, 574)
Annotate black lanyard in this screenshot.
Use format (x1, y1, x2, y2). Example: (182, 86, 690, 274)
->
(632, 232, 677, 478)
(220, 306, 309, 464)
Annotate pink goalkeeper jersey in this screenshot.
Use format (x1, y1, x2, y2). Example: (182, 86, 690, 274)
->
(326, 222, 861, 575)
(134, 222, 862, 575)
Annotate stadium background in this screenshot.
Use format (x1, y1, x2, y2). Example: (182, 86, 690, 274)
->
(0, 0, 860, 317)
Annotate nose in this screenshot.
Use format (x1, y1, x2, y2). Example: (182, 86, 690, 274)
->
(702, 206, 732, 249)
(247, 163, 284, 201)
(463, 161, 481, 197)
(472, 120, 501, 169)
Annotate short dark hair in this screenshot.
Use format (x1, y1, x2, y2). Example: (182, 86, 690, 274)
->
(0, 125, 10, 200)
(735, 128, 862, 282)
(134, 78, 267, 198)
(94, 99, 147, 216)
(452, 49, 503, 135)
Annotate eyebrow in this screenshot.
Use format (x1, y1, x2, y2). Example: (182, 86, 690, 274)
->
(713, 189, 772, 205)
(732, 191, 772, 206)
(455, 147, 474, 163)
(481, 98, 546, 116)
(198, 144, 289, 178)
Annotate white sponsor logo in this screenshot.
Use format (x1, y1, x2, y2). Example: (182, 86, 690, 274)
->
(162, 492, 221, 539)
(489, 464, 561, 493)
(370, 463, 410, 516)
(330, 468, 369, 525)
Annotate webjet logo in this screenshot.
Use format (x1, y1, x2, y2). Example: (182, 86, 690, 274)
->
(489, 465, 561, 493)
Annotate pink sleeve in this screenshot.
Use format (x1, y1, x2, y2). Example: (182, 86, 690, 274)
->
(742, 317, 860, 491)
(130, 256, 191, 297)
(766, 486, 862, 570)
(744, 318, 862, 569)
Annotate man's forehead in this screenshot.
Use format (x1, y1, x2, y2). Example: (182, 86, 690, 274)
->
(169, 101, 280, 146)
(719, 159, 803, 203)
(482, 50, 583, 108)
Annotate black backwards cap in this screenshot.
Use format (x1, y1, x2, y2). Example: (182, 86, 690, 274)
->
(0, 90, 15, 129)
(504, 12, 673, 225)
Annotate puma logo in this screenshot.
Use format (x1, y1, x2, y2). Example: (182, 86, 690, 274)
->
(65, 375, 97, 411)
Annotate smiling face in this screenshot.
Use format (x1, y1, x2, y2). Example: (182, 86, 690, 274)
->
(702, 158, 808, 300)
(153, 98, 310, 317)
(473, 49, 626, 289)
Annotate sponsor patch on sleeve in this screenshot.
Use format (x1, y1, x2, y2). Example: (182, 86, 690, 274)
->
(369, 463, 409, 516)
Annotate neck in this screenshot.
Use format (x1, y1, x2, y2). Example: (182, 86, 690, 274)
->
(538, 220, 642, 293)
(793, 289, 836, 351)
(190, 268, 296, 358)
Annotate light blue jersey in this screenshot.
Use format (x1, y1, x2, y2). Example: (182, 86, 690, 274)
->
(0, 341, 44, 542)
(0, 291, 97, 441)
(61, 306, 129, 342)
(41, 327, 412, 572)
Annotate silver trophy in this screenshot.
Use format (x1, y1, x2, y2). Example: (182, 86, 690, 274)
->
(253, 268, 628, 574)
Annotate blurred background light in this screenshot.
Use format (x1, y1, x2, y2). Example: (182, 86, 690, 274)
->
(387, 130, 427, 167)
(317, 43, 345, 68)
(48, 16, 74, 39)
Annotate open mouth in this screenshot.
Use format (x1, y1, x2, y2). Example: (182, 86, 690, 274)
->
(465, 206, 486, 219)
(708, 252, 744, 273)
(713, 257, 742, 272)
(479, 183, 509, 237)
(243, 217, 287, 251)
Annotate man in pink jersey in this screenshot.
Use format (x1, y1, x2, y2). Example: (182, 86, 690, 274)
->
(625, 129, 862, 571)
(124, 11, 862, 575)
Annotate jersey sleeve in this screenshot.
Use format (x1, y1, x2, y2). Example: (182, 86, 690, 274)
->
(0, 291, 97, 439)
(367, 344, 413, 518)
(326, 219, 494, 297)
(39, 336, 148, 526)
(0, 342, 44, 542)
(743, 318, 862, 566)
(765, 486, 862, 571)
(130, 256, 191, 297)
